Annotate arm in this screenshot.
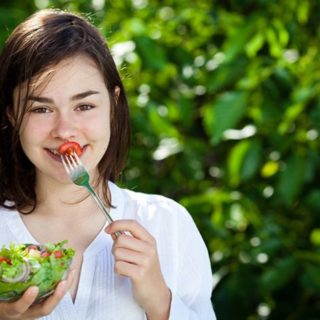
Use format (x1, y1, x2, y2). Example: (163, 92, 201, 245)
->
(168, 212, 216, 320)
(106, 212, 216, 320)
(106, 220, 171, 320)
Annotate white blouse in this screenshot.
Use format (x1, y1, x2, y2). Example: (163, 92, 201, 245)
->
(0, 182, 216, 319)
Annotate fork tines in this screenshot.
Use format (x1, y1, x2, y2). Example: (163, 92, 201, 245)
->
(60, 152, 79, 174)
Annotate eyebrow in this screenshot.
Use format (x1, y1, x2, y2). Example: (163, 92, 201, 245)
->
(27, 90, 100, 103)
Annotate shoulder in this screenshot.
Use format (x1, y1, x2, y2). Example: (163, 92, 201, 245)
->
(0, 206, 16, 218)
(110, 182, 195, 227)
(127, 188, 184, 212)
(0, 207, 20, 227)
(0, 207, 19, 243)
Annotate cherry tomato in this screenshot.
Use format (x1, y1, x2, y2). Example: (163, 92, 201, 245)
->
(40, 251, 50, 258)
(0, 256, 11, 264)
(58, 141, 83, 156)
(54, 250, 63, 258)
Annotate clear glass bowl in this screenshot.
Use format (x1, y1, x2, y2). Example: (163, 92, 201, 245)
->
(0, 242, 74, 302)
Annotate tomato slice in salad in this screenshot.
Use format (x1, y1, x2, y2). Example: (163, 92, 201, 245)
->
(58, 141, 83, 156)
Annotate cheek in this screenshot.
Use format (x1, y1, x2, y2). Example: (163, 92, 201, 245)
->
(19, 118, 50, 150)
(86, 116, 110, 139)
(87, 120, 111, 157)
(19, 119, 39, 142)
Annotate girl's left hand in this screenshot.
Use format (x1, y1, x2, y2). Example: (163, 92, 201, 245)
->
(105, 220, 171, 320)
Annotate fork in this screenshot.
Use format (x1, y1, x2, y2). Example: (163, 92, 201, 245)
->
(61, 152, 122, 237)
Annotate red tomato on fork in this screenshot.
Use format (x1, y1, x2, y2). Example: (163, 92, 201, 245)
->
(58, 141, 83, 156)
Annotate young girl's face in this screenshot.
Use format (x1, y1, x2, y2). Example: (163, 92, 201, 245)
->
(14, 54, 112, 184)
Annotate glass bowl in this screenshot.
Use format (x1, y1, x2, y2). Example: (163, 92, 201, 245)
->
(0, 241, 75, 302)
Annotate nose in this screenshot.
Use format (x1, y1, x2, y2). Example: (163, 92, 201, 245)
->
(51, 113, 78, 140)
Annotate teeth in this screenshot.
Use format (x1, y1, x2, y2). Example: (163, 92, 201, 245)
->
(50, 149, 60, 155)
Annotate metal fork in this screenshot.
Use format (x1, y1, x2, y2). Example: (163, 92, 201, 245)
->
(61, 152, 122, 237)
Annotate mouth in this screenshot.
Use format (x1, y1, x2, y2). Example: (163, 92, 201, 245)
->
(45, 145, 87, 161)
(48, 148, 61, 156)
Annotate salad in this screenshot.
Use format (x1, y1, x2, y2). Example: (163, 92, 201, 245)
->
(0, 241, 75, 302)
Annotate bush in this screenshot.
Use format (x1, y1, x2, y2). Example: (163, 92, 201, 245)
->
(1, 0, 319, 318)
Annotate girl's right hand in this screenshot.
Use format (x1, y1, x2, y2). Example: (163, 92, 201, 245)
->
(0, 270, 74, 320)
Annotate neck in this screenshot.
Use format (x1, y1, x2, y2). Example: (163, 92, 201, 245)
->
(33, 177, 108, 219)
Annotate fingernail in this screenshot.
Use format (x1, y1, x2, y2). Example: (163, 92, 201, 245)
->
(59, 280, 67, 292)
(29, 286, 39, 296)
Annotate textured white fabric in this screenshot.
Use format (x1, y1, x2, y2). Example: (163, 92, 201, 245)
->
(0, 182, 216, 319)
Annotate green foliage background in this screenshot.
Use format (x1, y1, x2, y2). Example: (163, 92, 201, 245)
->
(1, 0, 320, 319)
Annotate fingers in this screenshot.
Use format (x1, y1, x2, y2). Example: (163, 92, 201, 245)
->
(113, 247, 157, 282)
(107, 220, 157, 266)
(106, 220, 160, 282)
(105, 219, 154, 242)
(26, 269, 75, 318)
(114, 260, 140, 278)
(112, 233, 153, 254)
(0, 269, 75, 320)
(3, 286, 39, 317)
(113, 246, 144, 265)
(105, 219, 170, 316)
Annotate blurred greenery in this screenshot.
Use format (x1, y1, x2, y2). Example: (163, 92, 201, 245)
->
(1, 0, 320, 319)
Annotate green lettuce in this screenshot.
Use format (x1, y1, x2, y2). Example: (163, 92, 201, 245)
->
(0, 240, 75, 302)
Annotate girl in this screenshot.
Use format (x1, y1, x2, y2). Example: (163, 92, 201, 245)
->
(0, 9, 216, 320)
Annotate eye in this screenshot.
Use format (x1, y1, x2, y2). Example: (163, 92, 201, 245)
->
(29, 107, 51, 113)
(76, 104, 95, 111)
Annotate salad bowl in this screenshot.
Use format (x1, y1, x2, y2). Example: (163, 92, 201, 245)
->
(0, 240, 74, 302)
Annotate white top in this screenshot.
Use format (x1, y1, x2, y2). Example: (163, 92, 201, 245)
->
(0, 182, 216, 320)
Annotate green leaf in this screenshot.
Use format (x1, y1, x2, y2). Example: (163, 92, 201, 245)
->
(304, 190, 320, 211)
(301, 263, 320, 292)
(202, 91, 248, 145)
(245, 32, 265, 57)
(133, 35, 166, 70)
(227, 140, 250, 187)
(148, 105, 179, 138)
(207, 58, 247, 93)
(261, 256, 297, 292)
(261, 161, 280, 178)
(296, 1, 310, 24)
(239, 139, 262, 182)
(276, 153, 306, 205)
(222, 21, 255, 62)
(227, 139, 262, 187)
(310, 229, 320, 246)
(278, 103, 305, 135)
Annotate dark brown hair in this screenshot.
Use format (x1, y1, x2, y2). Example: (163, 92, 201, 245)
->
(0, 9, 130, 213)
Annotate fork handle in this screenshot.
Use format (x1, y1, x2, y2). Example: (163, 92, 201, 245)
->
(85, 184, 122, 237)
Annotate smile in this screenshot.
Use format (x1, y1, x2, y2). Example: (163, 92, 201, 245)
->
(45, 145, 87, 161)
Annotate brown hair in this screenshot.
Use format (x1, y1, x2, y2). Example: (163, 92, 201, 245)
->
(0, 9, 130, 213)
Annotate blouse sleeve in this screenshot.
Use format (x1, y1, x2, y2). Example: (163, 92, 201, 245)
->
(167, 204, 217, 320)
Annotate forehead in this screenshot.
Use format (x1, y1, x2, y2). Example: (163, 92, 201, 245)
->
(15, 54, 105, 99)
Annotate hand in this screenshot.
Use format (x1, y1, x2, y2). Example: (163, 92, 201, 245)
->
(0, 270, 74, 320)
(106, 220, 171, 320)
